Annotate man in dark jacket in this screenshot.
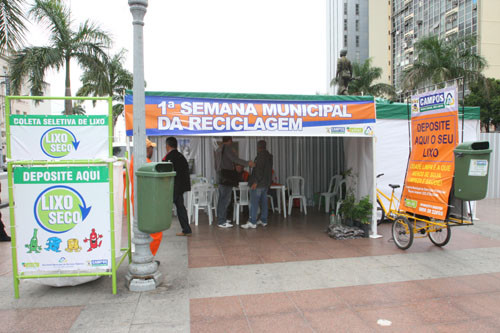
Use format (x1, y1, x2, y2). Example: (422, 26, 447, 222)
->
(215, 136, 254, 228)
(162, 137, 192, 236)
(241, 140, 273, 229)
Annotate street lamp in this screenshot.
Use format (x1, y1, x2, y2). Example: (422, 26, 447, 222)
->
(125, 0, 162, 292)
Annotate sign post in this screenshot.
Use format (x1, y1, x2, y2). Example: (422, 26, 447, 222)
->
(6, 96, 131, 298)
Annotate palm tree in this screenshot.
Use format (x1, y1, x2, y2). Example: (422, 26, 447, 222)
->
(76, 49, 133, 130)
(0, 0, 27, 52)
(401, 35, 486, 91)
(9, 0, 111, 114)
(346, 58, 395, 98)
(61, 101, 86, 115)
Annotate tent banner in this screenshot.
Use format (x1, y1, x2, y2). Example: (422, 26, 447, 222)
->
(399, 87, 458, 219)
(13, 165, 111, 273)
(9, 115, 109, 161)
(125, 95, 376, 137)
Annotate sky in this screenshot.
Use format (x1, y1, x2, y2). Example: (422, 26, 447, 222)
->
(25, 0, 327, 117)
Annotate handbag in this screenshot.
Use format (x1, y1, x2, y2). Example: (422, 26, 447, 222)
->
(220, 168, 239, 187)
(218, 145, 238, 187)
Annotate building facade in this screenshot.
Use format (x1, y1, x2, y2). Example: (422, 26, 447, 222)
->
(370, 0, 500, 92)
(327, 0, 369, 94)
(0, 54, 51, 168)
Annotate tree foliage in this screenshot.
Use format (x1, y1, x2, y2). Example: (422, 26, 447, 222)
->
(9, 0, 111, 114)
(347, 58, 395, 98)
(76, 49, 133, 129)
(0, 0, 27, 52)
(464, 78, 500, 132)
(401, 35, 486, 91)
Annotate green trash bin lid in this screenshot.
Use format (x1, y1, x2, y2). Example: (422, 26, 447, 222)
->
(136, 162, 176, 177)
(454, 141, 492, 155)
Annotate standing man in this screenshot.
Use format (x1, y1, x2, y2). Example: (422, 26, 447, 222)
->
(162, 137, 192, 236)
(215, 136, 254, 228)
(241, 140, 273, 229)
(0, 183, 10, 241)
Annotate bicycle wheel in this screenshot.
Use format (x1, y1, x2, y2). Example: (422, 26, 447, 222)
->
(376, 199, 385, 225)
(428, 224, 451, 247)
(392, 216, 413, 250)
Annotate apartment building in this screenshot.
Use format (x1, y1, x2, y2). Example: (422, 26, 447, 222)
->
(368, 0, 500, 91)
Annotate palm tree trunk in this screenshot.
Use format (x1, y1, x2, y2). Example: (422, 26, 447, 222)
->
(65, 57, 73, 115)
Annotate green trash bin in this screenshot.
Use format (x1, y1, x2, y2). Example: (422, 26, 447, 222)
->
(453, 141, 492, 201)
(136, 162, 176, 233)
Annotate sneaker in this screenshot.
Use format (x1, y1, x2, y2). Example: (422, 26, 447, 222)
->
(225, 220, 234, 227)
(176, 232, 192, 236)
(257, 220, 268, 227)
(240, 222, 257, 229)
(218, 223, 234, 228)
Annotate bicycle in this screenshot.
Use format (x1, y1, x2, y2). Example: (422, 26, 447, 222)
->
(375, 173, 472, 250)
(375, 173, 400, 225)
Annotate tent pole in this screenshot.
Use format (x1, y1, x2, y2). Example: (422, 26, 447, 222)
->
(370, 135, 382, 238)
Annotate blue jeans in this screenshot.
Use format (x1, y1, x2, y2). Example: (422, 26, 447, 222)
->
(217, 185, 233, 225)
(249, 187, 268, 224)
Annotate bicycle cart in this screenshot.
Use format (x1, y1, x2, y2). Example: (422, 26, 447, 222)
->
(376, 173, 474, 250)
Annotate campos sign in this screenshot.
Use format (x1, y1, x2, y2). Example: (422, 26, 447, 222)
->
(400, 86, 459, 219)
(411, 86, 458, 113)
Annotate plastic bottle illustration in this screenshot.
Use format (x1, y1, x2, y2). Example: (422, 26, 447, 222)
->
(25, 228, 42, 253)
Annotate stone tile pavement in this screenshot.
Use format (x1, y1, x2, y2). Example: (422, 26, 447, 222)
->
(0, 198, 498, 332)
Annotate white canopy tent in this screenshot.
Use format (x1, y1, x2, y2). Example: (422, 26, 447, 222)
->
(125, 91, 380, 236)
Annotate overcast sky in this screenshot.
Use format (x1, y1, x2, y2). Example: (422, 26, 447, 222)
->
(25, 0, 327, 112)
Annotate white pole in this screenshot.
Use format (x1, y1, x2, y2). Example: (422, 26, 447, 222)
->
(125, 0, 162, 291)
(370, 134, 382, 238)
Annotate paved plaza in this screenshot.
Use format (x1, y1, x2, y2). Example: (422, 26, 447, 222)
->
(0, 197, 499, 332)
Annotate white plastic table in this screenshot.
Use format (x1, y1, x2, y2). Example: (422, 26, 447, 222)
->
(270, 184, 287, 218)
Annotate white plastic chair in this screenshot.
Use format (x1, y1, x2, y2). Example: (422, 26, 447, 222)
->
(286, 176, 307, 215)
(319, 175, 342, 213)
(191, 183, 213, 226)
(233, 182, 250, 225)
(266, 194, 275, 212)
(334, 179, 347, 214)
(191, 176, 209, 185)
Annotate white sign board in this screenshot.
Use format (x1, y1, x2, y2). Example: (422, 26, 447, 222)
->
(9, 115, 109, 160)
(13, 165, 111, 273)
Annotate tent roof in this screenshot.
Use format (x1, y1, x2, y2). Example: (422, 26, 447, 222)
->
(376, 102, 480, 120)
(126, 90, 374, 102)
(125, 90, 479, 120)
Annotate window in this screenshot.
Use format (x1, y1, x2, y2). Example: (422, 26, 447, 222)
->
(344, 35, 348, 47)
(344, 19, 348, 31)
(355, 4, 359, 15)
(356, 35, 360, 47)
(356, 20, 359, 31)
(344, 2, 347, 15)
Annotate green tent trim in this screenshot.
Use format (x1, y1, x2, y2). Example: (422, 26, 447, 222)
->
(125, 90, 480, 120)
(376, 102, 480, 120)
(125, 90, 374, 102)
